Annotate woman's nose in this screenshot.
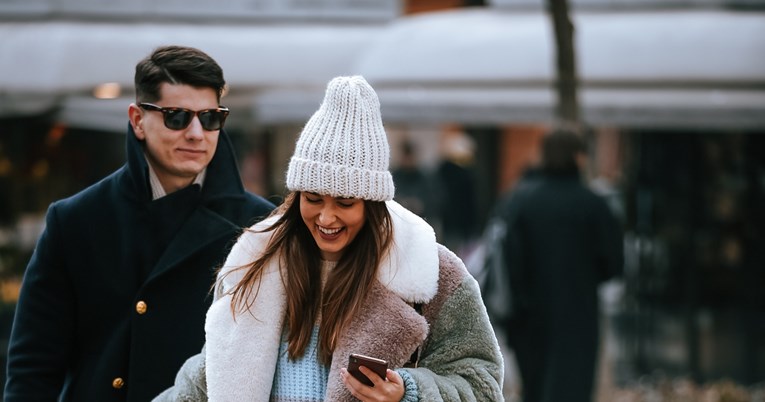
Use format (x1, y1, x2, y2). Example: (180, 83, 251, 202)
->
(318, 205, 336, 225)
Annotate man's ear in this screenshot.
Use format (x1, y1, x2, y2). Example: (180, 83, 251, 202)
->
(128, 103, 146, 140)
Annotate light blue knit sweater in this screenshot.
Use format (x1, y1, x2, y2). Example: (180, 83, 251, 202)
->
(271, 326, 328, 402)
(270, 325, 418, 402)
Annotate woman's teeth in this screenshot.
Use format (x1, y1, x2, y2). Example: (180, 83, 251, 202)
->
(318, 226, 341, 235)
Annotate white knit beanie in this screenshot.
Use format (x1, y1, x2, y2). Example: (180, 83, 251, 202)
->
(286, 75, 395, 201)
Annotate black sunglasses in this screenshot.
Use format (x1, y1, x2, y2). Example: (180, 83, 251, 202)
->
(138, 103, 229, 131)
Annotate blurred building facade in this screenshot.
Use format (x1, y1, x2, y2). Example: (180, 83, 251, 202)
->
(1, 0, 764, 396)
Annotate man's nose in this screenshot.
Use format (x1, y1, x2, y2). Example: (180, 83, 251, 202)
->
(184, 116, 205, 140)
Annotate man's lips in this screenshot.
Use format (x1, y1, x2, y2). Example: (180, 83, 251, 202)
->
(177, 148, 206, 156)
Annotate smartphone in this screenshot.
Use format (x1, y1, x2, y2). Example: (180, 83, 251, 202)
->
(348, 353, 388, 387)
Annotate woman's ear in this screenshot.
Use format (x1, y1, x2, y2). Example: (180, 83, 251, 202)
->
(128, 103, 146, 140)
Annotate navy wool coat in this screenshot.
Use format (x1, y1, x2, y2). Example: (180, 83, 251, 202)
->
(500, 170, 623, 402)
(5, 125, 274, 402)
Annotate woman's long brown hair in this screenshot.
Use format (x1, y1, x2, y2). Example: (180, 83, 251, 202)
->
(220, 191, 393, 365)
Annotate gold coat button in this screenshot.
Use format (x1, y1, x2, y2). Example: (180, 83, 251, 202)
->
(112, 377, 125, 389)
(135, 301, 147, 315)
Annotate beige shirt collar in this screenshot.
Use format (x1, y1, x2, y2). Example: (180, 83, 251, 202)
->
(146, 155, 206, 200)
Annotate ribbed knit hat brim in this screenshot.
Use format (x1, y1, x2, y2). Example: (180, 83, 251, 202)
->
(286, 76, 395, 201)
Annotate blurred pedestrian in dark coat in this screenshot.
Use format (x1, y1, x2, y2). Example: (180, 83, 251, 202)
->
(494, 128, 623, 402)
(392, 140, 437, 221)
(435, 133, 478, 255)
(4, 46, 275, 402)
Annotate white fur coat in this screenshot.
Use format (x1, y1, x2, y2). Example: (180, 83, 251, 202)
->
(204, 200, 440, 401)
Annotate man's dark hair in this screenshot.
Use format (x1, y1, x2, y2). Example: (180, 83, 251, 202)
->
(541, 127, 587, 175)
(134, 45, 226, 103)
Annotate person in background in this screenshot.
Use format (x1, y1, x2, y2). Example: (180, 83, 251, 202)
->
(4, 45, 275, 402)
(493, 128, 623, 402)
(434, 132, 478, 256)
(391, 140, 436, 222)
(154, 75, 504, 401)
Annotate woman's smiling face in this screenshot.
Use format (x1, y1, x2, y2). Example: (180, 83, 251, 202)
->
(299, 192, 366, 261)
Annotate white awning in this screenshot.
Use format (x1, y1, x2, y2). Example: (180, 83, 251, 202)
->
(346, 8, 765, 128)
(354, 8, 765, 84)
(0, 20, 382, 117)
(254, 86, 765, 129)
(2, 9, 764, 130)
(253, 8, 765, 129)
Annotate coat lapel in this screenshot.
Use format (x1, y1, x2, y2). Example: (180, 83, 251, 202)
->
(147, 208, 240, 282)
(327, 280, 429, 401)
(206, 274, 429, 402)
(205, 240, 286, 402)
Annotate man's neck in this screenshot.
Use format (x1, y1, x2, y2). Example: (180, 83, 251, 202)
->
(146, 158, 205, 200)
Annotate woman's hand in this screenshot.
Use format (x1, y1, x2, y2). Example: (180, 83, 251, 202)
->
(341, 366, 405, 402)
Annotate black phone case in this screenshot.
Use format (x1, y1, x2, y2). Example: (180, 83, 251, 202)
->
(348, 353, 388, 386)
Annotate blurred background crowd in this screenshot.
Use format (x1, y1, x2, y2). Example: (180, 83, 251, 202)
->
(1, 0, 764, 400)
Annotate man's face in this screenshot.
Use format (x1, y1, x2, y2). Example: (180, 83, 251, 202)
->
(129, 83, 220, 192)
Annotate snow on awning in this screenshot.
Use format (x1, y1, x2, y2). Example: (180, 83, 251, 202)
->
(342, 8, 765, 128)
(2, 9, 764, 129)
(354, 8, 765, 85)
(0, 21, 382, 117)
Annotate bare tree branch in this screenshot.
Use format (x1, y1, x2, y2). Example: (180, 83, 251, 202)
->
(548, 0, 580, 124)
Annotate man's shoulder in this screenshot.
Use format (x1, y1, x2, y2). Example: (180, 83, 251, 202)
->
(242, 191, 275, 207)
(239, 192, 276, 215)
(53, 168, 125, 212)
(493, 178, 539, 217)
(213, 191, 275, 227)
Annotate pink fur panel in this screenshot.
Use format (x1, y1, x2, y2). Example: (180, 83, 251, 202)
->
(421, 244, 468, 322)
(326, 279, 429, 400)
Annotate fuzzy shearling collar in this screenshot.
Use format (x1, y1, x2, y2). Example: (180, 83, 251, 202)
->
(205, 200, 439, 401)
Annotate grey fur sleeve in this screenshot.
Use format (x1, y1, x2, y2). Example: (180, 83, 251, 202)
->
(405, 275, 505, 401)
(152, 347, 208, 402)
